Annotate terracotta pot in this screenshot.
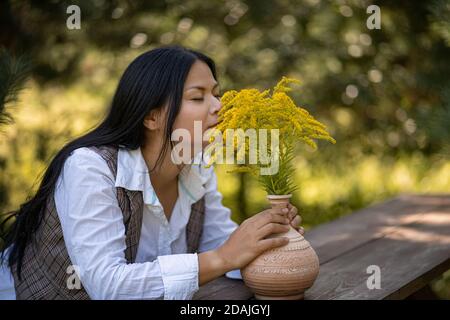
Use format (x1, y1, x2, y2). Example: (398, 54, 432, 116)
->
(240, 194, 320, 300)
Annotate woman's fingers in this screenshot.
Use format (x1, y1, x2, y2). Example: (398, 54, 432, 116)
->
(287, 204, 298, 220)
(285, 204, 305, 234)
(254, 209, 290, 229)
(290, 215, 302, 228)
(257, 222, 290, 239)
(297, 226, 305, 235)
(258, 237, 289, 252)
(286, 204, 302, 230)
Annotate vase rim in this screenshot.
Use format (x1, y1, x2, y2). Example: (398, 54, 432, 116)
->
(266, 194, 292, 200)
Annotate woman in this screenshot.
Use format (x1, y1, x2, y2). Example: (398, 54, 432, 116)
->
(0, 45, 302, 300)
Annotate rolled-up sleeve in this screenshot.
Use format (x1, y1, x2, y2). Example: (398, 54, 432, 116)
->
(158, 254, 199, 299)
(55, 148, 199, 300)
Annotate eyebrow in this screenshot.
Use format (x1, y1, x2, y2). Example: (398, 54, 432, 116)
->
(185, 83, 219, 91)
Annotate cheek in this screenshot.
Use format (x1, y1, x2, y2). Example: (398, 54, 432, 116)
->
(172, 102, 209, 144)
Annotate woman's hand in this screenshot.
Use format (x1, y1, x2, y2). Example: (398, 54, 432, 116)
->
(198, 204, 305, 286)
(215, 207, 291, 271)
(286, 203, 305, 235)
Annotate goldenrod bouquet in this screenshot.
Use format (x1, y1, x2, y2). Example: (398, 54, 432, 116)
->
(206, 77, 336, 195)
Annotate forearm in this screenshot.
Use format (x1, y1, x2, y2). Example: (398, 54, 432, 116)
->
(198, 249, 233, 286)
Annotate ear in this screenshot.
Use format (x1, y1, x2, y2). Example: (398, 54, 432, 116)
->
(143, 109, 163, 131)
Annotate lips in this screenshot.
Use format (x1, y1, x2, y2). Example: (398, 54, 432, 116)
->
(208, 119, 222, 129)
(207, 122, 219, 129)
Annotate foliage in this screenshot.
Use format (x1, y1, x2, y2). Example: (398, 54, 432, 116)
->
(0, 49, 31, 127)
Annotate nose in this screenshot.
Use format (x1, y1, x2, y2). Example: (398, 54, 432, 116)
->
(210, 96, 222, 114)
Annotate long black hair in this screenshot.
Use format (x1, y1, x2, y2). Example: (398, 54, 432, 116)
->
(0, 45, 217, 278)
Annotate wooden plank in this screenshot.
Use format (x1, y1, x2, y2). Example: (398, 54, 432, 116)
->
(306, 194, 450, 265)
(196, 194, 450, 300)
(193, 276, 253, 300)
(305, 203, 450, 299)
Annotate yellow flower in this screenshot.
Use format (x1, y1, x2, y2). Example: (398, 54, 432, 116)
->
(217, 76, 335, 147)
(213, 76, 336, 195)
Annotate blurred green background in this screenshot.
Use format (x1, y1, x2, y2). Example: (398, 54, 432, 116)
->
(0, 0, 449, 298)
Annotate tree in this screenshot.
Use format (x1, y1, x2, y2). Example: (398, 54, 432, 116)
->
(1, 0, 449, 218)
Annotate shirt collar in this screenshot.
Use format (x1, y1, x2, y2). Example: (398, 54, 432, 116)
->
(115, 147, 209, 207)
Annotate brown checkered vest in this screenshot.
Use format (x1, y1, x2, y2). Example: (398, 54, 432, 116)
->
(11, 145, 205, 300)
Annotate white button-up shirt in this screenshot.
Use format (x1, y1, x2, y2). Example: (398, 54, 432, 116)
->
(0, 147, 239, 300)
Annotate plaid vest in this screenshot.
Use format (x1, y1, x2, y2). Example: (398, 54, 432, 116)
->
(11, 145, 205, 300)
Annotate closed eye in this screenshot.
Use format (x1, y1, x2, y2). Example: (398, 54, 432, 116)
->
(190, 94, 221, 102)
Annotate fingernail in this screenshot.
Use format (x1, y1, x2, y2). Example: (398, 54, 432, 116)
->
(282, 208, 289, 213)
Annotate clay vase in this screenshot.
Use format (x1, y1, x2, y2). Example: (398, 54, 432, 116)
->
(241, 194, 320, 300)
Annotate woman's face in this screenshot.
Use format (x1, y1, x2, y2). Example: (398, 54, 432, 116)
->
(171, 59, 222, 156)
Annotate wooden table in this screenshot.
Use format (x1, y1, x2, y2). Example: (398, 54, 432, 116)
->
(193, 194, 450, 300)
